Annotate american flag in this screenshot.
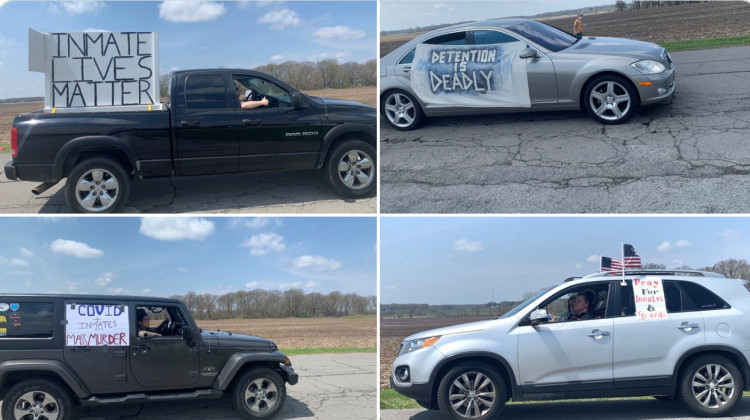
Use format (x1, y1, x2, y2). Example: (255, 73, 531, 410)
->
(623, 244, 642, 269)
(601, 256, 623, 272)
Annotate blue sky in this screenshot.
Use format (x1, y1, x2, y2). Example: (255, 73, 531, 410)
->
(381, 1, 613, 32)
(0, 216, 376, 297)
(0, 0, 376, 99)
(381, 217, 750, 305)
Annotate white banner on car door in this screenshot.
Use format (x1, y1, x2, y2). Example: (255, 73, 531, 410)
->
(410, 42, 530, 108)
(65, 304, 129, 346)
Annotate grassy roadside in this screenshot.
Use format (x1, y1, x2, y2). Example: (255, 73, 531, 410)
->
(662, 35, 750, 52)
(280, 347, 376, 355)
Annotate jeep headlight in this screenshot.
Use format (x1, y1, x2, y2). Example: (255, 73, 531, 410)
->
(399, 336, 440, 356)
(631, 60, 666, 74)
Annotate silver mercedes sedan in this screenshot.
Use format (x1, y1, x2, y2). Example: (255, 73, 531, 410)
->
(380, 19, 675, 130)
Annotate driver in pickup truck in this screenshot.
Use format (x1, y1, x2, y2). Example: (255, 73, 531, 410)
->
(136, 308, 162, 338)
(235, 80, 269, 109)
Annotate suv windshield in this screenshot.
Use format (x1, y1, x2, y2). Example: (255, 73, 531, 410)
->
(507, 21, 577, 52)
(500, 287, 551, 319)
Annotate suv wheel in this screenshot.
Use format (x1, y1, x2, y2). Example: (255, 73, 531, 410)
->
(679, 355, 742, 417)
(583, 74, 637, 124)
(437, 362, 506, 420)
(232, 367, 286, 419)
(381, 90, 424, 131)
(2, 379, 74, 420)
(325, 140, 376, 198)
(64, 157, 130, 213)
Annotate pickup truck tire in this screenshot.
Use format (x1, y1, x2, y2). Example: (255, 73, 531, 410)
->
(2, 378, 75, 420)
(326, 140, 376, 198)
(64, 158, 130, 213)
(437, 361, 506, 420)
(232, 367, 287, 419)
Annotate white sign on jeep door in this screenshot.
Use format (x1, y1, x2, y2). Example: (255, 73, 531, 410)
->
(65, 304, 130, 346)
(632, 276, 668, 320)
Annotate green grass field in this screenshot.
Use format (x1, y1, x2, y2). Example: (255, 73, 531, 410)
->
(662, 35, 750, 51)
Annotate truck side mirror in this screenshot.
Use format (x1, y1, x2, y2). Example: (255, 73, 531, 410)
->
(291, 92, 306, 109)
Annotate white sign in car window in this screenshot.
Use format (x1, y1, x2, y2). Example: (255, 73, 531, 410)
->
(410, 42, 530, 108)
(28, 29, 159, 110)
(633, 276, 668, 320)
(65, 304, 129, 346)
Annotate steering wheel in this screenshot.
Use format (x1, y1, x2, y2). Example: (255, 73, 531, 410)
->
(155, 319, 170, 335)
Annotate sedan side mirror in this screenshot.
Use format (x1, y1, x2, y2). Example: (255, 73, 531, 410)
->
(520, 48, 539, 59)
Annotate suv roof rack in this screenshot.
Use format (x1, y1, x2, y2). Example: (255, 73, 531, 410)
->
(582, 270, 727, 279)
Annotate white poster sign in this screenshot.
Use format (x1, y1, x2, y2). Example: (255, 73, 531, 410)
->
(633, 276, 668, 320)
(411, 42, 530, 108)
(65, 304, 129, 346)
(29, 29, 159, 109)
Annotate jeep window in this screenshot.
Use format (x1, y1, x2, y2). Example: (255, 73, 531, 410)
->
(472, 30, 521, 45)
(136, 305, 188, 339)
(185, 73, 229, 110)
(0, 302, 54, 338)
(234, 75, 291, 108)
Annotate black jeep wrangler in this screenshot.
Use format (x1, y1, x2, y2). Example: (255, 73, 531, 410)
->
(0, 294, 298, 419)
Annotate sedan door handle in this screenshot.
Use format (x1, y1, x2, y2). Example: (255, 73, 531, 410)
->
(587, 329, 611, 339)
(241, 119, 261, 126)
(402, 66, 411, 73)
(677, 322, 700, 331)
(180, 120, 199, 127)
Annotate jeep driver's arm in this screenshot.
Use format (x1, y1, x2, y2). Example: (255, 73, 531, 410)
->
(138, 329, 162, 338)
(241, 97, 269, 109)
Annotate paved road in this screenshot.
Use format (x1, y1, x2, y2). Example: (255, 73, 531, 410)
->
(380, 46, 750, 213)
(1, 353, 376, 420)
(381, 398, 750, 420)
(0, 156, 375, 213)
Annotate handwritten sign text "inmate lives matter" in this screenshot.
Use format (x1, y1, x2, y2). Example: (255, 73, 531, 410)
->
(29, 29, 159, 109)
(429, 49, 496, 93)
(66, 304, 129, 347)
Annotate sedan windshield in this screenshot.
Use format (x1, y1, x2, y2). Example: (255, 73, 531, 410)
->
(507, 21, 577, 52)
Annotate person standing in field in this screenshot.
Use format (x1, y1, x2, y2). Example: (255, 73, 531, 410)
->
(573, 13, 584, 39)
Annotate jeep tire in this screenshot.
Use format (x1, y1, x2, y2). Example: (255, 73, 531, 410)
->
(2, 379, 75, 420)
(325, 140, 376, 198)
(679, 355, 743, 417)
(232, 367, 287, 419)
(437, 361, 506, 420)
(64, 157, 130, 213)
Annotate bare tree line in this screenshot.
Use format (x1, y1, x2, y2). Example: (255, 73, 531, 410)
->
(616, 1, 707, 11)
(172, 289, 376, 320)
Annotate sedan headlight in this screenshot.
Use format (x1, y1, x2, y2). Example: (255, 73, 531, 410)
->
(399, 336, 440, 356)
(631, 60, 666, 74)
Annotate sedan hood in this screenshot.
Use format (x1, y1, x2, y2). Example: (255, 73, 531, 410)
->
(565, 36, 665, 61)
(201, 330, 276, 351)
(404, 319, 496, 341)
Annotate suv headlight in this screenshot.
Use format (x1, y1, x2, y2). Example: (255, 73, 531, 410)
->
(631, 60, 666, 74)
(399, 336, 440, 356)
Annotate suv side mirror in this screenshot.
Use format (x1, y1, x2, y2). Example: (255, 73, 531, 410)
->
(530, 309, 549, 325)
(520, 48, 538, 59)
(291, 92, 306, 109)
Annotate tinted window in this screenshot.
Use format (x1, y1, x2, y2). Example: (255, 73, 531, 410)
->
(473, 30, 520, 45)
(507, 21, 577, 52)
(424, 32, 468, 46)
(399, 48, 416, 65)
(0, 303, 54, 338)
(185, 74, 229, 110)
(680, 281, 730, 311)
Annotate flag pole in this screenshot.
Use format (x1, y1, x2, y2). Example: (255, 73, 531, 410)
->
(620, 243, 627, 286)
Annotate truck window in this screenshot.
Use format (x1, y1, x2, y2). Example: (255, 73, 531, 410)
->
(185, 74, 230, 110)
(234, 75, 292, 108)
(0, 302, 55, 338)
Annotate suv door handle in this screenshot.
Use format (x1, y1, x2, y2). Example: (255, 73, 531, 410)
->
(677, 322, 700, 331)
(132, 345, 150, 353)
(241, 119, 261, 126)
(180, 120, 199, 127)
(69, 346, 90, 352)
(587, 329, 610, 339)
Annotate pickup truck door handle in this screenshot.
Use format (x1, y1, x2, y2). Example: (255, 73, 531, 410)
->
(69, 346, 90, 353)
(678, 322, 700, 331)
(587, 329, 610, 339)
(132, 345, 151, 353)
(180, 120, 199, 127)
(241, 119, 261, 126)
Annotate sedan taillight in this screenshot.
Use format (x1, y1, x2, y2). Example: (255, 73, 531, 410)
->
(10, 126, 18, 158)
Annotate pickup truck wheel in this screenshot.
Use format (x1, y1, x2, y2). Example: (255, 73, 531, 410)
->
(326, 140, 376, 198)
(232, 367, 286, 419)
(64, 158, 130, 213)
(2, 379, 74, 420)
(679, 355, 742, 417)
(437, 361, 506, 420)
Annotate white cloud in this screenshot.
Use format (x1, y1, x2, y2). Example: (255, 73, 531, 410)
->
(110, 287, 125, 293)
(246, 217, 270, 228)
(312, 26, 366, 40)
(308, 51, 351, 61)
(675, 239, 691, 247)
(51, 239, 103, 259)
(278, 281, 316, 290)
(177, 267, 189, 272)
(258, 8, 301, 29)
(11, 271, 34, 277)
(24, 281, 32, 287)
(67, 282, 77, 291)
(139, 217, 216, 241)
(657, 240, 691, 252)
(575, 263, 583, 269)
(246, 281, 259, 289)
(271, 55, 284, 61)
(670, 260, 684, 268)
(95, 273, 115, 286)
(586, 255, 599, 263)
(143, 289, 152, 294)
(19, 247, 34, 258)
(159, 1, 226, 23)
(82, 28, 110, 33)
(242, 233, 285, 256)
(61, 1, 105, 15)
(722, 229, 739, 240)
(291, 255, 343, 271)
(0, 257, 28, 267)
(452, 239, 483, 252)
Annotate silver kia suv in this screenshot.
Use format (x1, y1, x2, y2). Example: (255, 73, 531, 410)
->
(390, 270, 750, 418)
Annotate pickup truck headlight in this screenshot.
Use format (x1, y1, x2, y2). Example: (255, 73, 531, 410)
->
(631, 59, 666, 74)
(398, 336, 440, 356)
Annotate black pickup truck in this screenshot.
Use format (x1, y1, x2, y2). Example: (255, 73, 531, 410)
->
(5, 69, 376, 213)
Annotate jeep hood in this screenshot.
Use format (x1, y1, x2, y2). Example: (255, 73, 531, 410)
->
(404, 319, 496, 341)
(564, 36, 665, 61)
(201, 330, 276, 351)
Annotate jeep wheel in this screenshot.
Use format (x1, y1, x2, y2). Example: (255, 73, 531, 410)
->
(232, 367, 286, 419)
(325, 140, 376, 198)
(2, 379, 74, 420)
(679, 355, 742, 417)
(437, 362, 506, 420)
(583, 74, 637, 125)
(64, 157, 130, 213)
(382, 90, 424, 131)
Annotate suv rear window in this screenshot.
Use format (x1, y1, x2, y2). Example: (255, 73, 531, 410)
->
(0, 302, 55, 338)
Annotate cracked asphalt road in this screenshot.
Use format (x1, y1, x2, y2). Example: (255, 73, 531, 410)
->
(0, 160, 375, 213)
(380, 46, 750, 214)
(1, 353, 376, 420)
